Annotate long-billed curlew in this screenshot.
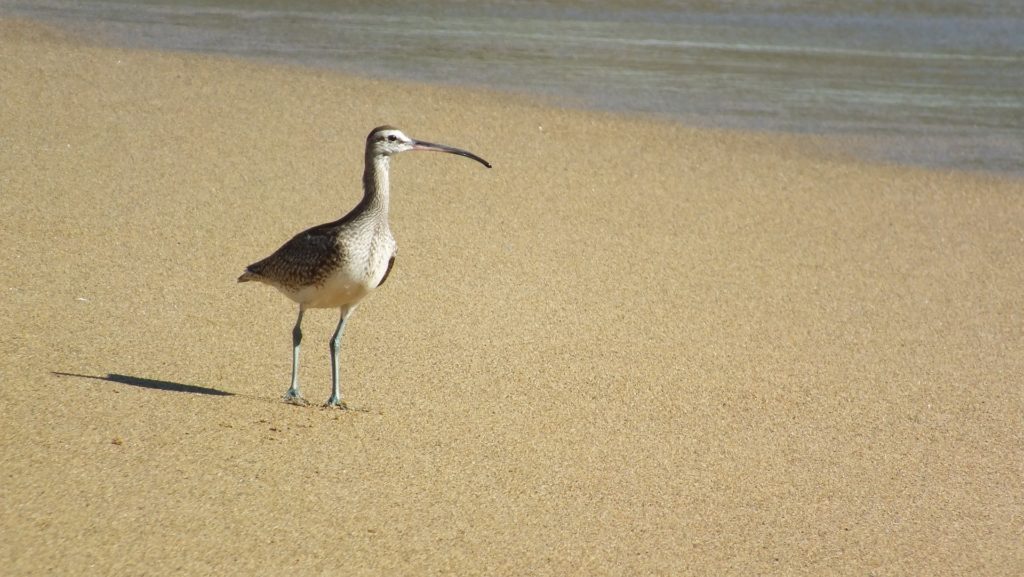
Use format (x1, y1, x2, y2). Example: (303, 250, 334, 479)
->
(238, 126, 491, 408)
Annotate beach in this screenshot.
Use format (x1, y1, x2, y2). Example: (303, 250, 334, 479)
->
(2, 18, 1023, 576)
(5, 0, 1023, 173)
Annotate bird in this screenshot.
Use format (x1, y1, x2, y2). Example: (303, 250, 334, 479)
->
(238, 125, 491, 408)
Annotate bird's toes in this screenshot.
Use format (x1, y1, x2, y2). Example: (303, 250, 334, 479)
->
(282, 392, 310, 406)
(323, 398, 349, 410)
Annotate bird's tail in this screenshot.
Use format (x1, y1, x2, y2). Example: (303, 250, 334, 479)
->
(237, 269, 257, 283)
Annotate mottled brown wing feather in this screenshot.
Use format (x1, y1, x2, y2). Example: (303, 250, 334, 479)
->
(243, 222, 345, 289)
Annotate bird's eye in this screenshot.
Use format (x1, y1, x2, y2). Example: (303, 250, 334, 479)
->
(387, 135, 397, 142)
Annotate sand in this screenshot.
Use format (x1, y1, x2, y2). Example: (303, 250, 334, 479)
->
(1, 18, 1022, 576)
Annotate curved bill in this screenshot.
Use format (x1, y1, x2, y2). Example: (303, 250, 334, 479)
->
(412, 139, 492, 168)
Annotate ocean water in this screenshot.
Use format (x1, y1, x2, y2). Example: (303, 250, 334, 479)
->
(4, 0, 1023, 174)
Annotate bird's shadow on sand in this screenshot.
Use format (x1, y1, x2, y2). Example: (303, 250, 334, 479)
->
(52, 372, 234, 396)
(51, 372, 379, 413)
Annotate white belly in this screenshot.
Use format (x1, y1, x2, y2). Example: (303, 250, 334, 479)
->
(286, 272, 370, 309)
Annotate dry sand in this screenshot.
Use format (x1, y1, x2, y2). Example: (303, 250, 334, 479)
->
(2, 18, 1022, 576)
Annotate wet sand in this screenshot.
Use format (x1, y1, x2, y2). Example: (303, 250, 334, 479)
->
(2, 19, 1022, 576)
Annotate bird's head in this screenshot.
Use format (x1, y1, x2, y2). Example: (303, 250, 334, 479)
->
(366, 126, 491, 168)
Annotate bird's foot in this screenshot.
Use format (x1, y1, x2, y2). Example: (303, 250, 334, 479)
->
(282, 390, 309, 406)
(323, 396, 348, 410)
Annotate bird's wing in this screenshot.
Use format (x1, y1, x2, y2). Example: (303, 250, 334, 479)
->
(375, 255, 396, 288)
(244, 223, 345, 288)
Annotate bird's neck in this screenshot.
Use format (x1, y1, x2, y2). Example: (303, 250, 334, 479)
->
(360, 153, 390, 219)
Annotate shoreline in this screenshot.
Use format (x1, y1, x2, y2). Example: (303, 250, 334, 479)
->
(4, 7, 1022, 178)
(3, 17, 1023, 577)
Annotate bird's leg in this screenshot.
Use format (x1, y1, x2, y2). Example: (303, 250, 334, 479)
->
(325, 307, 352, 409)
(283, 308, 309, 406)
